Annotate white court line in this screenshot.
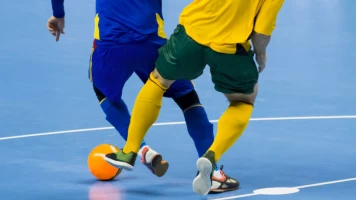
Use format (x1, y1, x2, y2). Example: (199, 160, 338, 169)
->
(0, 115, 355, 141)
(294, 177, 356, 189)
(210, 177, 356, 200)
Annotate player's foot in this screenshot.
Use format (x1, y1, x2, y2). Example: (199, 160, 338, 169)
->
(104, 150, 137, 171)
(139, 146, 169, 177)
(193, 150, 216, 195)
(210, 165, 240, 193)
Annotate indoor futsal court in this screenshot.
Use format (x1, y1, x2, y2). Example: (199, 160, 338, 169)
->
(1, 0, 356, 199)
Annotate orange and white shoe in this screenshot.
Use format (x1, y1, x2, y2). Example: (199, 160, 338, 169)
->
(139, 146, 169, 177)
(210, 165, 240, 193)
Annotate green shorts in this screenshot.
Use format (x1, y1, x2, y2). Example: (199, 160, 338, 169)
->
(155, 25, 259, 94)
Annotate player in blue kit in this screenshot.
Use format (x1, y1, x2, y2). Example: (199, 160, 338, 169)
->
(47, 0, 239, 192)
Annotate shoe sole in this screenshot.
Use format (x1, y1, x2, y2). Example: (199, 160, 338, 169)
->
(209, 180, 240, 193)
(151, 154, 169, 177)
(209, 186, 240, 193)
(193, 157, 212, 195)
(104, 156, 134, 171)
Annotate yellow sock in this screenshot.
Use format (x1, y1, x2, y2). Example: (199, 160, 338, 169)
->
(123, 73, 167, 154)
(208, 102, 253, 161)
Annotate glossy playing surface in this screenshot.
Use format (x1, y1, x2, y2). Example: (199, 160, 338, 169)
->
(1, 0, 356, 199)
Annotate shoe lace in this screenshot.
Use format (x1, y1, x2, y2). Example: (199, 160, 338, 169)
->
(219, 165, 226, 176)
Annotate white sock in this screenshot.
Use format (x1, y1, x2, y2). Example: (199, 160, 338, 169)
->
(213, 168, 223, 179)
(138, 145, 149, 157)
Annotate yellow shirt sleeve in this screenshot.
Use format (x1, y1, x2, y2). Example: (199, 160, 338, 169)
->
(254, 0, 284, 35)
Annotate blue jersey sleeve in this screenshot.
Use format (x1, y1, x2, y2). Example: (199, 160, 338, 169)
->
(51, 0, 65, 18)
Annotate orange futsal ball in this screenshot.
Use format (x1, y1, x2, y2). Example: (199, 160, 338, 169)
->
(88, 144, 123, 181)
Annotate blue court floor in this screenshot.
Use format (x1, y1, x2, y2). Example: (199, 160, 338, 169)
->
(1, 0, 356, 199)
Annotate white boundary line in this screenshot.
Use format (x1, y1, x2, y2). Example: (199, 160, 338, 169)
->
(294, 177, 356, 189)
(0, 115, 355, 141)
(210, 177, 356, 200)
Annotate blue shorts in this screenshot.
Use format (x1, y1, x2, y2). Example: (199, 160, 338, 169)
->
(89, 40, 194, 103)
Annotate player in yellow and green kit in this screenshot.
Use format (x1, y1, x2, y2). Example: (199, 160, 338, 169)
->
(104, 0, 285, 195)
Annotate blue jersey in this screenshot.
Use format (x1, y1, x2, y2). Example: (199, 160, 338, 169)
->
(94, 0, 167, 45)
(51, 0, 167, 45)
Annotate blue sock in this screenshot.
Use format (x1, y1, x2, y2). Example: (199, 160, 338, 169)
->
(100, 98, 147, 148)
(184, 105, 219, 171)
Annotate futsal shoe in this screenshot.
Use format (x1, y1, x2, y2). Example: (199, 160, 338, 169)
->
(193, 150, 216, 195)
(105, 146, 169, 177)
(210, 165, 240, 193)
(139, 146, 169, 177)
(104, 150, 137, 171)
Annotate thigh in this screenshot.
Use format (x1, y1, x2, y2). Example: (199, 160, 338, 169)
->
(90, 43, 137, 102)
(205, 49, 259, 95)
(133, 42, 195, 99)
(225, 83, 259, 104)
(155, 25, 206, 81)
(134, 42, 161, 83)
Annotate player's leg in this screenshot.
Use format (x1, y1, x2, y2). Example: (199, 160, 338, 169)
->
(90, 40, 146, 145)
(90, 41, 158, 165)
(93, 84, 168, 177)
(167, 83, 239, 193)
(92, 85, 147, 148)
(104, 24, 207, 171)
(168, 84, 213, 157)
(135, 55, 213, 161)
(126, 42, 171, 177)
(193, 46, 259, 195)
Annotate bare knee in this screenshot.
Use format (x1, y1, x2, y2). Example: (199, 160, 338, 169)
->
(224, 84, 258, 104)
(152, 68, 175, 88)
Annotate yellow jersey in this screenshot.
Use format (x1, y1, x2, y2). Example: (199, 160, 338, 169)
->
(179, 0, 284, 54)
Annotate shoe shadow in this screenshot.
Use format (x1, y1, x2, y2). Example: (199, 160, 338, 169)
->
(81, 178, 210, 199)
(75, 175, 142, 185)
(123, 182, 208, 199)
